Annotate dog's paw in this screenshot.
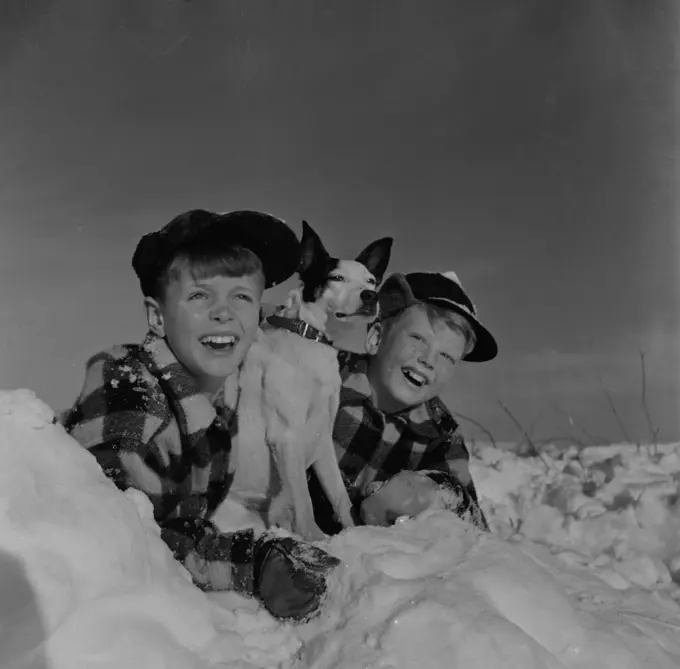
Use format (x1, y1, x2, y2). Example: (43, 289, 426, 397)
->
(335, 508, 356, 530)
(268, 493, 295, 532)
(298, 521, 327, 543)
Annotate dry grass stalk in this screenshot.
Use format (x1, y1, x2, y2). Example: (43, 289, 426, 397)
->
(597, 374, 639, 449)
(497, 400, 547, 468)
(450, 411, 498, 454)
(639, 348, 661, 454)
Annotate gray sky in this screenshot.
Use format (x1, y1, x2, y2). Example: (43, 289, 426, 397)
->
(1, 0, 678, 445)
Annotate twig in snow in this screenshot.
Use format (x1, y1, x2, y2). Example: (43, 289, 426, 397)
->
(597, 374, 638, 449)
(497, 400, 541, 461)
(450, 411, 498, 452)
(639, 348, 661, 453)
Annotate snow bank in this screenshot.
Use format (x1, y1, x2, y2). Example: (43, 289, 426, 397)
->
(471, 441, 680, 596)
(301, 513, 680, 668)
(1, 389, 679, 669)
(0, 390, 298, 669)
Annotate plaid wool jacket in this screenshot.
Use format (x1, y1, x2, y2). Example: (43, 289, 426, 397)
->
(62, 333, 255, 591)
(310, 351, 488, 532)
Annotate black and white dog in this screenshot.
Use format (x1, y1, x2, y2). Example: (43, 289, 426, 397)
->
(225, 221, 393, 541)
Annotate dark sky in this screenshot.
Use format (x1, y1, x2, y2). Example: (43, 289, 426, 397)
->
(1, 0, 678, 445)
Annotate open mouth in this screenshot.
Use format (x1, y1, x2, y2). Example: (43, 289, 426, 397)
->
(401, 367, 429, 389)
(334, 305, 378, 319)
(199, 334, 239, 352)
(356, 302, 378, 316)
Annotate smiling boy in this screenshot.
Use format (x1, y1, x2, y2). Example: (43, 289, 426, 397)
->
(311, 270, 497, 533)
(64, 209, 340, 622)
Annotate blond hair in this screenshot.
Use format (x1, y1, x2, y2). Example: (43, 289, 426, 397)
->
(382, 302, 477, 357)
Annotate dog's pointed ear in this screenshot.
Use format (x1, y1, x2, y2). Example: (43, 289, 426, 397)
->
(355, 237, 393, 284)
(299, 220, 331, 273)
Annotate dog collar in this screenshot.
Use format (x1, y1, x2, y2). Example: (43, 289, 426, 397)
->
(266, 315, 334, 346)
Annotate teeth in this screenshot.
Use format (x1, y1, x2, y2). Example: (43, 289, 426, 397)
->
(403, 369, 428, 387)
(201, 335, 237, 345)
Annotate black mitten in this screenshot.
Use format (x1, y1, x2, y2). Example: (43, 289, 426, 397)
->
(253, 535, 341, 622)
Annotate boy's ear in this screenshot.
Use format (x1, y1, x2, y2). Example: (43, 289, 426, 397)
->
(355, 237, 393, 285)
(299, 220, 331, 274)
(144, 297, 165, 337)
(366, 321, 382, 355)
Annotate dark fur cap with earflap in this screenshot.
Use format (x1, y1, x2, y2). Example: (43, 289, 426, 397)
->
(132, 209, 301, 297)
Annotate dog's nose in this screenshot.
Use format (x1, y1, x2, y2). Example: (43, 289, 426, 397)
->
(360, 290, 377, 305)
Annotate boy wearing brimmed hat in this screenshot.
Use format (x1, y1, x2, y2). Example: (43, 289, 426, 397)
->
(311, 270, 497, 533)
(63, 209, 340, 622)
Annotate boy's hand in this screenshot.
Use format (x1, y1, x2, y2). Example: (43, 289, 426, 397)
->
(360, 470, 440, 525)
(202, 530, 341, 622)
(255, 536, 341, 622)
(170, 525, 340, 622)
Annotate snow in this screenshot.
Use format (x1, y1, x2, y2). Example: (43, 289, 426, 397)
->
(0, 390, 297, 669)
(471, 441, 680, 595)
(1, 389, 679, 669)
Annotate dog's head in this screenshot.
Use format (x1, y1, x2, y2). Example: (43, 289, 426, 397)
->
(297, 221, 393, 320)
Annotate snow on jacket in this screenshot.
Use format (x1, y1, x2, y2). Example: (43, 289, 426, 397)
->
(62, 332, 257, 592)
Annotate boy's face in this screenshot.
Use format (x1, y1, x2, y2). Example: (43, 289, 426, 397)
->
(145, 268, 264, 395)
(367, 305, 468, 412)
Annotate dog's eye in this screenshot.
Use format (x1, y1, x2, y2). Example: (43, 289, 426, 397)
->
(328, 275, 345, 282)
(367, 277, 376, 285)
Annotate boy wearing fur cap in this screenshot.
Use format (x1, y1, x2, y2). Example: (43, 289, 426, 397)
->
(311, 270, 497, 533)
(63, 209, 339, 622)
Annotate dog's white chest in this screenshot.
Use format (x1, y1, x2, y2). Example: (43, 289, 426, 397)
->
(231, 324, 350, 541)
(229, 430, 272, 496)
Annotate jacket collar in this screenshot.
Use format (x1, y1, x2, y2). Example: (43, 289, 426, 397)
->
(341, 354, 455, 439)
(139, 333, 230, 436)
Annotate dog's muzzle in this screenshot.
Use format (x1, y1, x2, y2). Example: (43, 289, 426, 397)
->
(356, 290, 379, 316)
(360, 290, 378, 307)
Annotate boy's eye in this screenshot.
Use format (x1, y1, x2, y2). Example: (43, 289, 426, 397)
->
(188, 292, 207, 301)
(235, 293, 254, 303)
(441, 352, 457, 365)
(410, 333, 425, 343)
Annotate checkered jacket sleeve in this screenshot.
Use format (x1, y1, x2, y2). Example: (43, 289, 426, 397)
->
(415, 399, 480, 498)
(415, 424, 489, 530)
(334, 351, 488, 530)
(63, 348, 258, 593)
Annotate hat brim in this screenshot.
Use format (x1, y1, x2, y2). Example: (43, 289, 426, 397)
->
(424, 298, 498, 362)
(206, 211, 301, 289)
(133, 210, 301, 295)
(378, 273, 498, 363)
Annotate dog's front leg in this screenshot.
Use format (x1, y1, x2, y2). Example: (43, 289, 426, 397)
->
(311, 433, 355, 530)
(268, 438, 326, 542)
(262, 362, 326, 542)
(267, 476, 295, 534)
(285, 442, 326, 542)
(311, 391, 355, 530)
(274, 442, 325, 542)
